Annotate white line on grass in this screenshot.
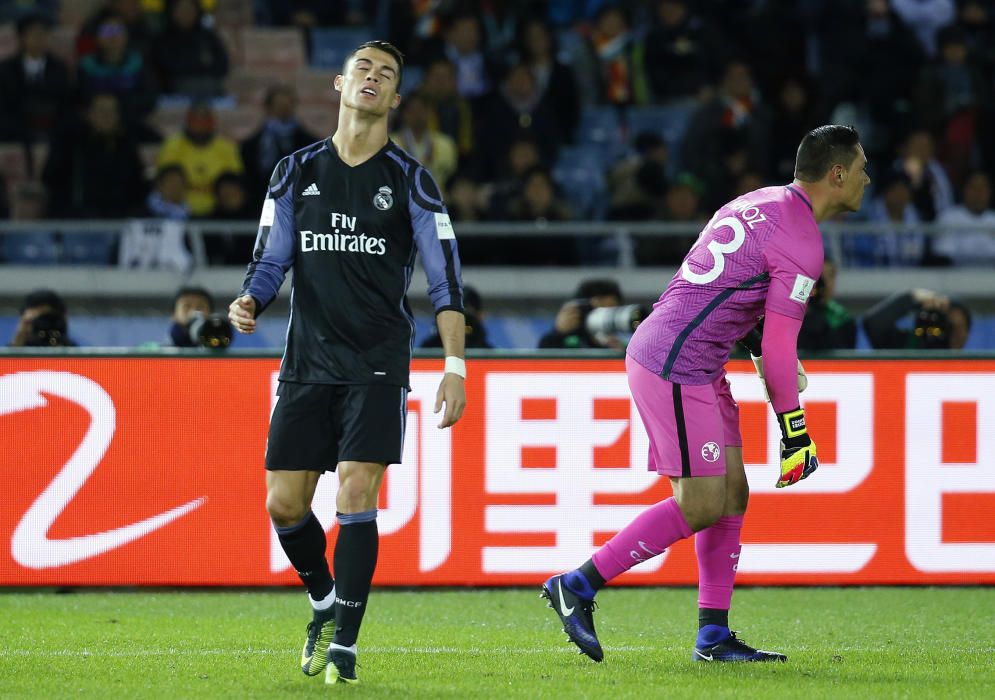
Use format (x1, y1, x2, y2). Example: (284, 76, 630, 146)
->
(0, 645, 655, 658)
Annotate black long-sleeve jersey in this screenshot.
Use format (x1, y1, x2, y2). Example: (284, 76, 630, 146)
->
(241, 138, 464, 387)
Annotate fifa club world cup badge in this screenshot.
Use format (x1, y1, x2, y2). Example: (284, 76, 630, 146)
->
(374, 186, 393, 211)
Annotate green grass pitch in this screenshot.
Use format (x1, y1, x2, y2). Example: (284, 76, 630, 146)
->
(1, 588, 992, 699)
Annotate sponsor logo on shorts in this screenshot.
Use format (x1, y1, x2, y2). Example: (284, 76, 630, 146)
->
(701, 442, 721, 463)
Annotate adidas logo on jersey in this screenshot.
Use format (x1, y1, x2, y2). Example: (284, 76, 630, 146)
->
(302, 183, 321, 196)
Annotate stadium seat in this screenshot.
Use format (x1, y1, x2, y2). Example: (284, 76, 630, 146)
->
(217, 26, 243, 66)
(61, 232, 118, 265)
(240, 28, 306, 72)
(298, 105, 337, 138)
(623, 104, 694, 170)
(552, 145, 609, 221)
(309, 27, 375, 69)
(576, 106, 626, 165)
(0, 232, 60, 265)
(213, 0, 254, 29)
(215, 104, 263, 141)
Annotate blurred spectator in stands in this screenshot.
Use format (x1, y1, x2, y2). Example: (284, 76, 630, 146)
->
(816, 0, 923, 155)
(798, 259, 857, 352)
(145, 164, 189, 220)
(508, 167, 572, 223)
(844, 167, 926, 267)
(891, 0, 956, 56)
(769, 75, 818, 183)
(76, 13, 158, 141)
(479, 1, 531, 61)
(0, 173, 9, 219)
(916, 25, 989, 125)
(211, 172, 254, 220)
(517, 17, 581, 142)
(863, 288, 971, 349)
(0, 14, 72, 144)
(446, 171, 489, 223)
(437, 13, 494, 100)
(476, 62, 560, 181)
(539, 278, 625, 349)
(9, 288, 75, 347)
(0, 0, 57, 24)
(607, 131, 669, 221)
(261, 0, 354, 29)
(8, 180, 46, 220)
(893, 128, 954, 221)
(485, 135, 541, 217)
(573, 6, 649, 106)
(635, 172, 705, 265)
(205, 172, 254, 264)
(545, 0, 614, 27)
(934, 170, 995, 265)
(643, 0, 722, 103)
(157, 102, 244, 217)
(241, 85, 318, 198)
(391, 91, 458, 194)
(42, 92, 146, 218)
(681, 59, 771, 200)
(149, 0, 229, 99)
(169, 285, 213, 347)
(77, 0, 151, 57)
(959, 0, 995, 78)
(733, 170, 765, 198)
(421, 284, 492, 349)
(420, 58, 475, 161)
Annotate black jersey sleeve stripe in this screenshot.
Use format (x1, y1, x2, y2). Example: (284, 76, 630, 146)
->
(239, 158, 297, 315)
(409, 166, 463, 313)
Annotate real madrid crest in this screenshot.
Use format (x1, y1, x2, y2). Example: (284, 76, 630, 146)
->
(373, 185, 393, 211)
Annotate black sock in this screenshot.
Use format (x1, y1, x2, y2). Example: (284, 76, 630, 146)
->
(698, 607, 729, 629)
(579, 559, 607, 592)
(332, 510, 379, 647)
(274, 511, 334, 601)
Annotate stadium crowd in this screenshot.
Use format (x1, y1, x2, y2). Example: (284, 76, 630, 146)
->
(0, 0, 994, 268)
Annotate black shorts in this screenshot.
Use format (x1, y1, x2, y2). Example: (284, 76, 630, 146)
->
(265, 382, 408, 471)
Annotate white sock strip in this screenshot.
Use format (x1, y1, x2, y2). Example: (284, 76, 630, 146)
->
(310, 586, 335, 611)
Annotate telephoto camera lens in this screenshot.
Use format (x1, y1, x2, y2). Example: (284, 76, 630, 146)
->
(188, 312, 234, 349)
(584, 305, 648, 336)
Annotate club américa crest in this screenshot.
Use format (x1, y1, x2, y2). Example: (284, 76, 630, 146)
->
(373, 186, 393, 211)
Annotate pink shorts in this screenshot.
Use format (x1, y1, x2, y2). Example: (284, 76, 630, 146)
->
(626, 354, 742, 478)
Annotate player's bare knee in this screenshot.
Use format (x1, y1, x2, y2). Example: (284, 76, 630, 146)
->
(335, 477, 376, 513)
(725, 483, 749, 516)
(266, 493, 309, 528)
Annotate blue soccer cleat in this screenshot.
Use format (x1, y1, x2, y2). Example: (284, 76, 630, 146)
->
(692, 628, 787, 663)
(541, 574, 603, 662)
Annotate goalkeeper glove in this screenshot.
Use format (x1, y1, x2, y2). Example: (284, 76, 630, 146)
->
(776, 407, 818, 488)
(750, 355, 808, 402)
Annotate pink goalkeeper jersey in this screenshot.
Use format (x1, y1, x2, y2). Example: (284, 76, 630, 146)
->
(628, 185, 824, 385)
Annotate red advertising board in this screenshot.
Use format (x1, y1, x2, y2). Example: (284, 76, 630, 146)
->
(2, 356, 994, 586)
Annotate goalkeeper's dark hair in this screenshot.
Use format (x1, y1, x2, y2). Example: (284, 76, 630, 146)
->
(794, 125, 861, 182)
(344, 41, 405, 90)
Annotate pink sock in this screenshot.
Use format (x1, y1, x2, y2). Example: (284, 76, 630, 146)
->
(591, 497, 693, 582)
(695, 514, 744, 611)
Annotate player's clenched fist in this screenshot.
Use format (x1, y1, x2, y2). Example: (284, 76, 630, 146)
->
(229, 295, 257, 334)
(775, 407, 818, 488)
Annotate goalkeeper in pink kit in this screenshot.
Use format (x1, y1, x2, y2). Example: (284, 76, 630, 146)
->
(543, 125, 869, 662)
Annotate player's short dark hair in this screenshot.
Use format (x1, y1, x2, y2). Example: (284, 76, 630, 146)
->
(794, 125, 861, 181)
(173, 286, 214, 312)
(344, 40, 405, 90)
(22, 289, 66, 316)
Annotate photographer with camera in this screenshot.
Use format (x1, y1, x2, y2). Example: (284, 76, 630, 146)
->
(169, 286, 233, 349)
(538, 279, 646, 350)
(798, 259, 857, 352)
(9, 289, 75, 347)
(863, 288, 971, 350)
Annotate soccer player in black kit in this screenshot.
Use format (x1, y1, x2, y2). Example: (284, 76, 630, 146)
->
(228, 41, 465, 686)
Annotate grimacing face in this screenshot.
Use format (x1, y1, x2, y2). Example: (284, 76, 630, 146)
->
(335, 48, 401, 117)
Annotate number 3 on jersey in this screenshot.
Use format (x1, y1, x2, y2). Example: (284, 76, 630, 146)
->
(681, 216, 747, 285)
